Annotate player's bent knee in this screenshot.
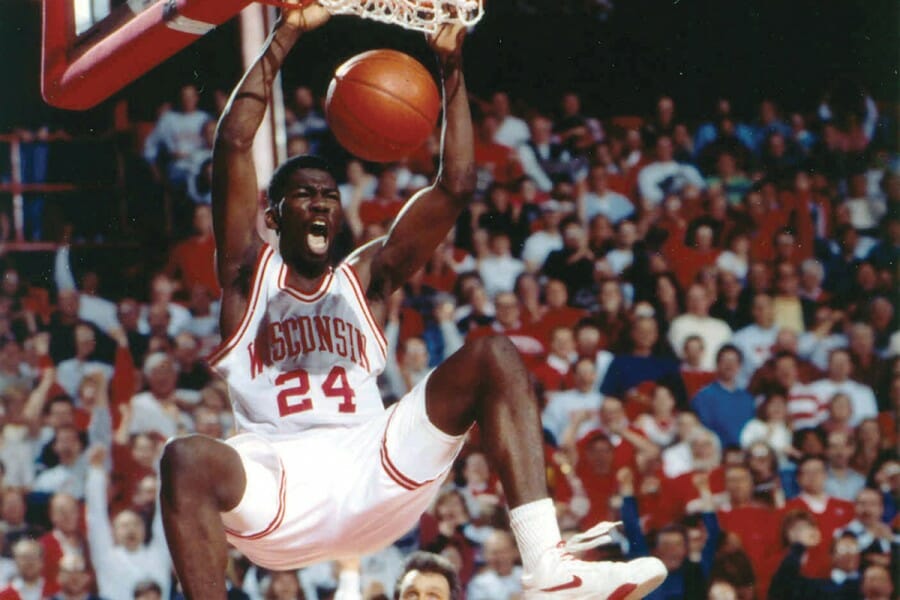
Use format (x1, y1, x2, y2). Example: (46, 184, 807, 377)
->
(161, 435, 245, 510)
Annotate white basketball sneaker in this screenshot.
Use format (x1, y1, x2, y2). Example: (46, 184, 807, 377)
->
(521, 522, 667, 600)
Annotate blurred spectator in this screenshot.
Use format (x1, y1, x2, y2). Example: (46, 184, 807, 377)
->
(730, 294, 779, 387)
(691, 345, 755, 448)
(477, 232, 524, 298)
(541, 357, 602, 443)
(38, 493, 88, 589)
(489, 92, 530, 148)
(859, 563, 894, 600)
(739, 394, 793, 466)
(823, 430, 866, 502)
(521, 201, 564, 273)
(0, 538, 58, 600)
(465, 530, 521, 600)
(166, 204, 220, 298)
(137, 273, 191, 339)
(637, 136, 706, 206)
(667, 284, 732, 371)
(47, 553, 102, 600)
(531, 325, 576, 392)
(808, 348, 878, 427)
(129, 353, 197, 438)
(185, 120, 216, 206)
(55, 323, 113, 400)
(473, 115, 522, 197)
(769, 528, 862, 600)
(31, 426, 88, 499)
(286, 86, 328, 151)
(143, 84, 213, 188)
(578, 164, 634, 226)
(518, 114, 573, 192)
(836, 487, 894, 570)
(541, 217, 595, 309)
(85, 447, 170, 600)
(784, 455, 855, 578)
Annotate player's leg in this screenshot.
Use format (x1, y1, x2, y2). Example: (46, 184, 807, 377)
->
(425, 335, 666, 599)
(159, 435, 246, 598)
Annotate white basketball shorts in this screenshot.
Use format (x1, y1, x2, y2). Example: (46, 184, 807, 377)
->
(219, 372, 465, 570)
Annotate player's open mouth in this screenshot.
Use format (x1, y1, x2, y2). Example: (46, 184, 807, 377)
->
(307, 219, 329, 255)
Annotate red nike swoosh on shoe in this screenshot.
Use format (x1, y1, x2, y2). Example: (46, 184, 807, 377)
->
(539, 575, 583, 592)
(608, 583, 637, 600)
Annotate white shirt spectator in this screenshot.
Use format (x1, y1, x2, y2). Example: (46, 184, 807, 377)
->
(31, 457, 88, 499)
(138, 302, 192, 337)
(807, 378, 878, 427)
(604, 248, 633, 276)
(739, 419, 793, 465)
(637, 161, 706, 205)
(542, 389, 604, 443)
(667, 314, 732, 371)
(129, 390, 198, 438)
(521, 230, 563, 272)
(731, 324, 779, 387)
(467, 566, 524, 600)
(581, 190, 634, 224)
(54, 246, 120, 334)
(55, 359, 113, 400)
(86, 467, 171, 600)
(494, 116, 530, 148)
(716, 251, 748, 280)
(143, 109, 212, 176)
(478, 255, 525, 298)
(825, 468, 866, 502)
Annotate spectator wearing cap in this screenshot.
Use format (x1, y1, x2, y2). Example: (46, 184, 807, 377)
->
(668, 284, 732, 371)
(578, 165, 634, 225)
(637, 135, 706, 206)
(691, 345, 755, 449)
(784, 455, 855, 578)
(520, 201, 564, 273)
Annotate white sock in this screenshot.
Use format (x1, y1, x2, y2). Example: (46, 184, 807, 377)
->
(509, 498, 562, 573)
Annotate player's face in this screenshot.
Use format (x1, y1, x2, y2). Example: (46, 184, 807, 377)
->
(272, 168, 343, 267)
(398, 570, 451, 600)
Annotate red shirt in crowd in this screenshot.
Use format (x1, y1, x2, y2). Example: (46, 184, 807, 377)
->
(168, 233, 220, 296)
(784, 494, 854, 578)
(359, 196, 405, 227)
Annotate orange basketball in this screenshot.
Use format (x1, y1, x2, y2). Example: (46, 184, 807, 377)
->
(325, 49, 441, 163)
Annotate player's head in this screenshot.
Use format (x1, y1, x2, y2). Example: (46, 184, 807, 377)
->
(265, 155, 343, 270)
(394, 551, 462, 600)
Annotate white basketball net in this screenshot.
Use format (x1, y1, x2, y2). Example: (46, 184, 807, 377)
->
(317, 0, 483, 33)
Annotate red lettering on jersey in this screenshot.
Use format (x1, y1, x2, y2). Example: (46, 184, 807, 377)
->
(333, 317, 348, 357)
(284, 318, 301, 357)
(297, 316, 316, 353)
(269, 322, 286, 362)
(314, 316, 334, 353)
(355, 328, 370, 371)
(347, 321, 358, 364)
(248, 342, 264, 379)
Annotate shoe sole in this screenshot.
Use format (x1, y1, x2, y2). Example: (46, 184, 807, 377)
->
(524, 571, 668, 600)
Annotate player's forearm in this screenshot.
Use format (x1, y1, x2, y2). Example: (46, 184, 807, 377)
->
(435, 57, 475, 199)
(217, 22, 301, 148)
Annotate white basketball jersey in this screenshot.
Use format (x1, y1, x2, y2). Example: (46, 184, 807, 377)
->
(209, 244, 388, 435)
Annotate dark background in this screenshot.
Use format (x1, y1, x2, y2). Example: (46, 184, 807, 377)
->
(1, 0, 897, 130)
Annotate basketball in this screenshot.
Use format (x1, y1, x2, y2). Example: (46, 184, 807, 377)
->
(325, 49, 441, 163)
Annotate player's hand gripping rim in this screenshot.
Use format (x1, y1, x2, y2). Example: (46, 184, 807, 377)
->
(270, 0, 331, 32)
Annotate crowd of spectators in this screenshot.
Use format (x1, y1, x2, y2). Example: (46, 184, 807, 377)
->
(0, 71, 896, 600)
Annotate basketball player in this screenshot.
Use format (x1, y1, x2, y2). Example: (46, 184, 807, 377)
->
(159, 2, 667, 598)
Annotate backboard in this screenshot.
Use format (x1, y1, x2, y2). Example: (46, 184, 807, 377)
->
(42, 0, 254, 110)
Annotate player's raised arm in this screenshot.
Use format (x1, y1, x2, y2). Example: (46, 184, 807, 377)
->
(212, 1, 329, 336)
(356, 25, 476, 301)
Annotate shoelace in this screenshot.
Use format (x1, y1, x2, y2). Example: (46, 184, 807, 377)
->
(563, 520, 622, 553)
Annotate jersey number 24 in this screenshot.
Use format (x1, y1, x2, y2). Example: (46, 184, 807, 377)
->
(275, 366, 356, 415)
